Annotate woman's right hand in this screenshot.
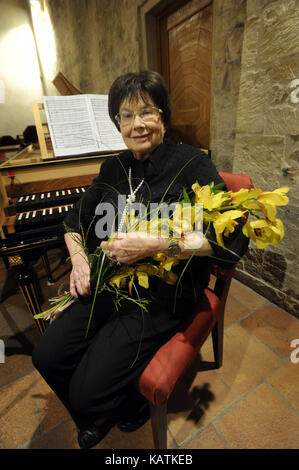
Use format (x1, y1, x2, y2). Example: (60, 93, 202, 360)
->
(69, 260, 91, 298)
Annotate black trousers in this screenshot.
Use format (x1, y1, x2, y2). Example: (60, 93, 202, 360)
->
(32, 289, 189, 429)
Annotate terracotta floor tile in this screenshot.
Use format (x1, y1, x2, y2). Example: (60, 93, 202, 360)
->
(0, 352, 35, 388)
(182, 424, 228, 449)
(27, 420, 78, 449)
(213, 323, 282, 397)
(199, 335, 215, 363)
(241, 304, 299, 358)
(217, 383, 299, 449)
(0, 296, 36, 337)
(224, 295, 251, 327)
(229, 279, 267, 311)
(0, 328, 38, 386)
(34, 371, 71, 434)
(167, 367, 237, 446)
(0, 373, 41, 449)
(93, 420, 154, 449)
(266, 361, 299, 411)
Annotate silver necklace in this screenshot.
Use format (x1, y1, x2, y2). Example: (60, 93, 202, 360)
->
(118, 167, 144, 232)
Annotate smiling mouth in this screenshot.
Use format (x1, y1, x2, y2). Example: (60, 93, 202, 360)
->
(132, 134, 150, 140)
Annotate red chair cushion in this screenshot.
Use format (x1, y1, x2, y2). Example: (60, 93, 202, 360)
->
(137, 288, 221, 406)
(219, 171, 254, 192)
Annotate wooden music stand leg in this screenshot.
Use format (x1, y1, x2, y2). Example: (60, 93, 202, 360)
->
(15, 266, 47, 335)
(41, 252, 54, 285)
(6, 254, 47, 335)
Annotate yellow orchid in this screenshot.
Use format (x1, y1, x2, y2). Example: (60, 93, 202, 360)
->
(126, 210, 149, 233)
(160, 270, 178, 285)
(136, 270, 149, 289)
(203, 210, 220, 225)
(213, 210, 244, 248)
(153, 252, 180, 272)
(242, 217, 285, 248)
(192, 183, 229, 211)
(172, 204, 202, 236)
(257, 188, 289, 222)
(108, 266, 134, 289)
(230, 188, 262, 210)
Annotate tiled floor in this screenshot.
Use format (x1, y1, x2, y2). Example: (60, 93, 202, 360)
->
(0, 248, 298, 450)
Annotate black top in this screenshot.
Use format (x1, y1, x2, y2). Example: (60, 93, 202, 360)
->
(63, 138, 248, 304)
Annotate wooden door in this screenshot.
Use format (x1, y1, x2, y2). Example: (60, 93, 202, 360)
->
(158, 0, 213, 149)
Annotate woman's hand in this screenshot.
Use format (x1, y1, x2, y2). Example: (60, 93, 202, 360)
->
(101, 232, 168, 264)
(69, 259, 91, 298)
(64, 232, 91, 298)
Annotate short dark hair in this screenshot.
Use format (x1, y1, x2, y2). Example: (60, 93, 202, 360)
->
(108, 70, 171, 131)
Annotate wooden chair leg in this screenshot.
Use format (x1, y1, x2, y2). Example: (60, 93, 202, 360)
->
(149, 402, 167, 449)
(211, 313, 224, 368)
(212, 277, 232, 368)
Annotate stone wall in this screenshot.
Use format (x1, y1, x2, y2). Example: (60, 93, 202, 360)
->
(210, 0, 247, 172)
(233, 0, 299, 316)
(46, 0, 141, 94)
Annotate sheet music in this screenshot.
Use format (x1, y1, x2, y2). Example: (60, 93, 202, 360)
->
(43, 94, 127, 157)
(88, 95, 127, 151)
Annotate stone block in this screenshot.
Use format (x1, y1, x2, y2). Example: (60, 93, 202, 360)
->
(225, 23, 244, 64)
(260, 0, 299, 64)
(235, 69, 265, 134)
(233, 134, 285, 188)
(241, 16, 260, 67)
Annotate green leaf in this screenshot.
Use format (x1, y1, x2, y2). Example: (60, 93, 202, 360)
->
(210, 182, 226, 194)
(182, 187, 191, 203)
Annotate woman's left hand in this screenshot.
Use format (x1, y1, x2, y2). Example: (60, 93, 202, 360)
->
(100, 232, 167, 264)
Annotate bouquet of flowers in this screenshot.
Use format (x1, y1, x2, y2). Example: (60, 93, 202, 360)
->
(34, 180, 289, 334)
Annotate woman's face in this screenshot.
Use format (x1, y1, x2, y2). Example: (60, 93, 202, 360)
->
(118, 94, 165, 160)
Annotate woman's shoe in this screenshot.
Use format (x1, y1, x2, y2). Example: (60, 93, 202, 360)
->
(77, 420, 115, 449)
(117, 403, 150, 432)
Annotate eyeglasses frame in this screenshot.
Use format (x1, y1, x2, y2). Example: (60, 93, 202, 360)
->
(115, 106, 163, 127)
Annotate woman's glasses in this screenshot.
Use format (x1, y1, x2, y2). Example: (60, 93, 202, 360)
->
(115, 106, 163, 127)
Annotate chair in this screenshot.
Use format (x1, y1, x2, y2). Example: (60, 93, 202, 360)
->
(136, 172, 254, 449)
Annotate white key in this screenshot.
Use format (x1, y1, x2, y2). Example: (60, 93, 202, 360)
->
(47, 192, 51, 198)
(18, 196, 24, 202)
(56, 191, 59, 196)
(65, 205, 68, 212)
(62, 190, 65, 195)
(41, 193, 45, 199)
(49, 208, 53, 215)
(18, 213, 24, 220)
(25, 212, 30, 219)
(76, 188, 80, 193)
(42, 209, 46, 216)
(67, 189, 71, 195)
(25, 195, 30, 201)
(32, 211, 36, 218)
(81, 187, 86, 192)
(32, 195, 36, 200)
(58, 206, 62, 213)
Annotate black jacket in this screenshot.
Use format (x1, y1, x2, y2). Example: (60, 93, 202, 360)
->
(64, 138, 249, 304)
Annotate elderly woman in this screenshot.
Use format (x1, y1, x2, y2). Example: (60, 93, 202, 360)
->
(32, 71, 248, 449)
